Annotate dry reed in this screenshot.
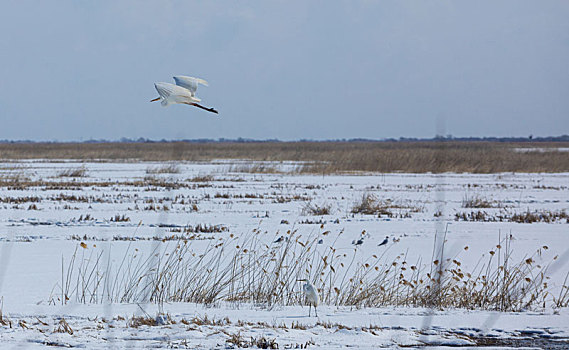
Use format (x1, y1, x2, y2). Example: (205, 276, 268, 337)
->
(2, 141, 569, 173)
(54, 229, 566, 312)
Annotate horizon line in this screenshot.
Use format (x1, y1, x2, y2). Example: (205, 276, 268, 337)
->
(1, 135, 569, 144)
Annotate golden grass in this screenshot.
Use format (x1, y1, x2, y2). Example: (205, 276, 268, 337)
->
(54, 318, 73, 335)
(1, 141, 569, 173)
(57, 166, 87, 178)
(55, 229, 567, 311)
(0, 297, 12, 328)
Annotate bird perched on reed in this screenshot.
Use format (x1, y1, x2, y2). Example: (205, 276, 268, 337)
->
(352, 238, 364, 246)
(298, 279, 319, 317)
(378, 236, 389, 246)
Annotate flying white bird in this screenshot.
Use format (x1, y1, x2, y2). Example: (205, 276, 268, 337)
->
(298, 279, 319, 317)
(151, 81, 218, 114)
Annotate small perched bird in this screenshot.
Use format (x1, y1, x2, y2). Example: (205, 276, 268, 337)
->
(378, 236, 389, 247)
(352, 238, 364, 246)
(298, 279, 319, 317)
(274, 236, 285, 243)
(317, 239, 324, 244)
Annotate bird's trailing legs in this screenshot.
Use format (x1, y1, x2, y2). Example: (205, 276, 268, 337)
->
(150, 97, 161, 102)
(187, 102, 219, 114)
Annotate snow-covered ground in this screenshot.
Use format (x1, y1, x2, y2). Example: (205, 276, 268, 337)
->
(1, 160, 568, 348)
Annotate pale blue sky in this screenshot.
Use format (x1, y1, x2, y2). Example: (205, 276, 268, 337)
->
(1, 1, 568, 141)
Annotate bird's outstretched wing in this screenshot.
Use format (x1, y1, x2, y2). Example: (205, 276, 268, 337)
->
(154, 82, 176, 100)
(173, 76, 209, 95)
(154, 82, 198, 106)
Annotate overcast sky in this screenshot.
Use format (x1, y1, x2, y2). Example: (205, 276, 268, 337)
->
(1, 1, 568, 141)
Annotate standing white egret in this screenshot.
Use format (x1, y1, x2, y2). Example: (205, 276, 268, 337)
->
(298, 279, 319, 317)
(151, 82, 218, 114)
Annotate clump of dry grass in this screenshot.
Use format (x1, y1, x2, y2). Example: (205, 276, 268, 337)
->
(110, 214, 130, 222)
(0, 170, 32, 189)
(0, 176, 198, 191)
(462, 194, 501, 208)
(167, 223, 228, 233)
(0, 196, 41, 204)
(226, 332, 278, 349)
(455, 209, 568, 223)
(54, 318, 73, 335)
(146, 164, 181, 174)
(350, 193, 420, 218)
(302, 202, 331, 216)
(127, 313, 174, 328)
(510, 209, 568, 223)
(58, 166, 87, 178)
(185, 314, 230, 327)
(299, 218, 325, 225)
(228, 163, 283, 174)
(187, 174, 213, 182)
(406, 233, 553, 311)
(351, 194, 391, 216)
(554, 272, 569, 308)
(77, 214, 94, 221)
(0, 297, 12, 328)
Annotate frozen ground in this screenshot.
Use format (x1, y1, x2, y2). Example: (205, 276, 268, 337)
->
(1, 160, 568, 348)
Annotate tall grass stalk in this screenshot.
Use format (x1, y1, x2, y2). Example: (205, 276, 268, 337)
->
(55, 230, 566, 311)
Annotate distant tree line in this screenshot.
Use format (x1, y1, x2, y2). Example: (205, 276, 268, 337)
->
(1, 135, 568, 144)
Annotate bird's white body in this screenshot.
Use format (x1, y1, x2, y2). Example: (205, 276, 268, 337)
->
(151, 76, 218, 114)
(173, 76, 208, 98)
(301, 280, 319, 317)
(154, 82, 201, 107)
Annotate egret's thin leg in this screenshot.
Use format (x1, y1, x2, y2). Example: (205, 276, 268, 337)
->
(188, 102, 219, 114)
(150, 97, 160, 102)
(315, 306, 318, 317)
(309, 304, 311, 317)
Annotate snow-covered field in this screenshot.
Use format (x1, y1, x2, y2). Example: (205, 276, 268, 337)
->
(1, 160, 568, 349)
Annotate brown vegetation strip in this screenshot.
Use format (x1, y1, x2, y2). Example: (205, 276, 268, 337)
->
(2, 141, 569, 173)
